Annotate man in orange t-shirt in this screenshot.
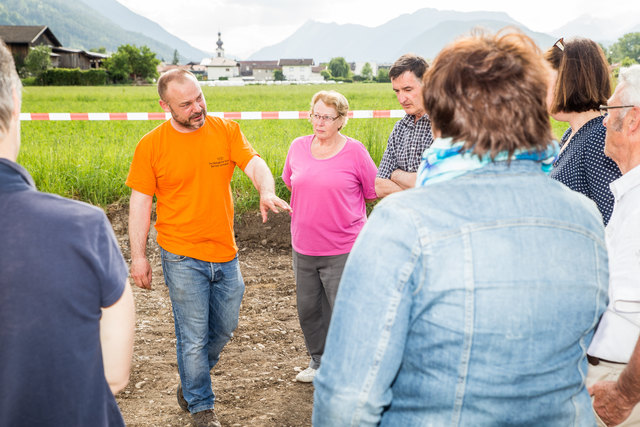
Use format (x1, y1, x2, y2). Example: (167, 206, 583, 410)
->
(126, 69, 290, 427)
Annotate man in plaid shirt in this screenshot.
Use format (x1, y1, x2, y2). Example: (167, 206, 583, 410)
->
(375, 54, 434, 197)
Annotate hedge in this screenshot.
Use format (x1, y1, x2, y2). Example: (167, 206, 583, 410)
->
(37, 68, 108, 86)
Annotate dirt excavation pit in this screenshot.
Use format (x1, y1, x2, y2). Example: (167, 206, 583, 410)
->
(107, 204, 314, 426)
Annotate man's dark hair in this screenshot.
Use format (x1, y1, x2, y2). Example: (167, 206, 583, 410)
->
(389, 54, 428, 81)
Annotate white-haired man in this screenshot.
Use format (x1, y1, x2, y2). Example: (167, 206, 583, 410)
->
(588, 64, 640, 426)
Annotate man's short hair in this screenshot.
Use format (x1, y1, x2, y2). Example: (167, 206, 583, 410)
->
(544, 37, 611, 114)
(423, 30, 553, 159)
(389, 54, 428, 81)
(618, 64, 640, 107)
(0, 40, 22, 137)
(157, 69, 197, 101)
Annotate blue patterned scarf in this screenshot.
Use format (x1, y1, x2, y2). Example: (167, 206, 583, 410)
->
(415, 137, 560, 187)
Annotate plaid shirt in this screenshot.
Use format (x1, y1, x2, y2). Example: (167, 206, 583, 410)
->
(376, 114, 434, 179)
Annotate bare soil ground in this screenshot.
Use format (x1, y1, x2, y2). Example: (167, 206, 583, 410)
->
(106, 204, 314, 426)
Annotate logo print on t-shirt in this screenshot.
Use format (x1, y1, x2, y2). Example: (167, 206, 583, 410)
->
(209, 156, 229, 168)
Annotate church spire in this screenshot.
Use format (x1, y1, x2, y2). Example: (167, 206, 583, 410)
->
(216, 32, 224, 58)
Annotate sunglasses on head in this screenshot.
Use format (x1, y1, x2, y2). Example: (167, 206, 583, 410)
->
(554, 38, 565, 52)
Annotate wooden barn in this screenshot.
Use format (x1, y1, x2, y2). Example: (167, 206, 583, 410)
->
(0, 25, 107, 69)
(0, 25, 61, 63)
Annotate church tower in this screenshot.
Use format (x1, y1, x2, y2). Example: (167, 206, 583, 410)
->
(216, 32, 224, 58)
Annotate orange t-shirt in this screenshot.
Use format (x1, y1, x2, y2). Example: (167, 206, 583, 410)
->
(126, 116, 258, 262)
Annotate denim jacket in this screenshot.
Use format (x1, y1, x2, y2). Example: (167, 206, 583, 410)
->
(313, 161, 608, 426)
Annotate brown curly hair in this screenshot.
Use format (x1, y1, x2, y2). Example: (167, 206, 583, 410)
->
(423, 29, 553, 159)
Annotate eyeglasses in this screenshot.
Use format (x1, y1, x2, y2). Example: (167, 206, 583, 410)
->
(310, 113, 339, 122)
(554, 38, 565, 52)
(599, 104, 636, 118)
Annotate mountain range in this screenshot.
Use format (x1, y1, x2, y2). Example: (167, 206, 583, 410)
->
(0, 1, 638, 64)
(0, 0, 211, 62)
(251, 9, 639, 63)
(552, 14, 640, 47)
(250, 9, 556, 62)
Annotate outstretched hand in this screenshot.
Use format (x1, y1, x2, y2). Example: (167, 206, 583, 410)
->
(259, 193, 292, 223)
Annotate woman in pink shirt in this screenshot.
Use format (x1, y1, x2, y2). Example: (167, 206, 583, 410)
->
(282, 90, 378, 383)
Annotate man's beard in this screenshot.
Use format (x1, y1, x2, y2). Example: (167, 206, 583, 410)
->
(171, 107, 207, 130)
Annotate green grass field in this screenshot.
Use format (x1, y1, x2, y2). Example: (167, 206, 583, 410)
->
(18, 84, 569, 211)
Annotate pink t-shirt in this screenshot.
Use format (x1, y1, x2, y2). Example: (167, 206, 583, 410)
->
(282, 135, 378, 256)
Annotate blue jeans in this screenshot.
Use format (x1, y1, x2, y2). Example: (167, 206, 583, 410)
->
(161, 247, 245, 414)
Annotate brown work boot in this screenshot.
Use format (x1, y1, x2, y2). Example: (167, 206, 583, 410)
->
(176, 384, 189, 412)
(192, 409, 221, 427)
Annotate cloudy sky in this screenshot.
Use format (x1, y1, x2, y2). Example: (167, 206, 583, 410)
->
(115, 0, 640, 58)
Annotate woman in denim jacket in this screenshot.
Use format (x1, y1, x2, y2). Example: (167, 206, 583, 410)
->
(313, 31, 609, 426)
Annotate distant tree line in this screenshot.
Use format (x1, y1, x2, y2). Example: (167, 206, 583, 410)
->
(105, 44, 160, 83)
(20, 44, 160, 85)
(319, 57, 390, 83)
(603, 32, 640, 71)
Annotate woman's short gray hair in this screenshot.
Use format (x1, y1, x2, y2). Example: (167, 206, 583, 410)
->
(0, 40, 22, 138)
(310, 90, 349, 129)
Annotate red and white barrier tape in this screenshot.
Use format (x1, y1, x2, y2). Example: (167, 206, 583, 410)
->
(19, 110, 406, 121)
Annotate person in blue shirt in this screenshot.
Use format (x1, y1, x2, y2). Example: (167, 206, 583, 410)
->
(0, 40, 135, 427)
(313, 31, 609, 426)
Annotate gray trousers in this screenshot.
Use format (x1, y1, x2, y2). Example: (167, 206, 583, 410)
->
(292, 250, 349, 369)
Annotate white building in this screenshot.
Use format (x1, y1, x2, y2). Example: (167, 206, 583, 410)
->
(238, 60, 280, 81)
(279, 58, 314, 81)
(203, 32, 239, 80)
(310, 64, 327, 82)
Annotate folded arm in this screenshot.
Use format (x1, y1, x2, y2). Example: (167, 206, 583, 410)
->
(375, 170, 417, 197)
(375, 177, 403, 197)
(391, 169, 417, 189)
